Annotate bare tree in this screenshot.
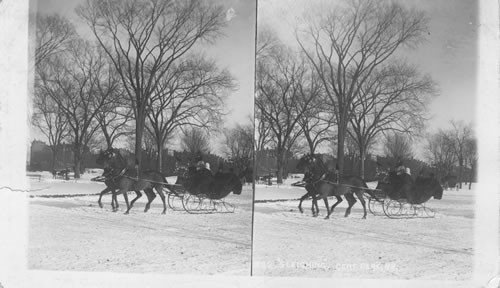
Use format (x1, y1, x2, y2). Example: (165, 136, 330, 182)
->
(256, 26, 281, 60)
(181, 127, 210, 156)
(37, 40, 117, 178)
(146, 55, 233, 172)
(383, 132, 413, 163)
(35, 13, 75, 66)
(298, 101, 336, 155)
(348, 62, 436, 178)
(77, 0, 226, 170)
(255, 41, 319, 183)
(297, 0, 429, 178)
(464, 137, 477, 189)
(95, 105, 134, 149)
(344, 133, 361, 173)
(447, 121, 473, 188)
(91, 58, 132, 149)
(425, 130, 457, 178)
(254, 27, 279, 153)
(223, 121, 254, 174)
(31, 87, 69, 172)
(255, 112, 272, 152)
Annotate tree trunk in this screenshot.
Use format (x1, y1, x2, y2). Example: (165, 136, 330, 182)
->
(73, 144, 81, 179)
(50, 148, 58, 173)
(135, 115, 145, 170)
(103, 129, 112, 149)
(156, 140, 163, 173)
(469, 163, 474, 190)
(337, 117, 347, 180)
(458, 158, 463, 189)
(276, 149, 285, 184)
(359, 148, 366, 180)
(308, 140, 315, 155)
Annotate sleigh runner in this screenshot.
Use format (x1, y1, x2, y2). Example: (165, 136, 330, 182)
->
(166, 182, 237, 214)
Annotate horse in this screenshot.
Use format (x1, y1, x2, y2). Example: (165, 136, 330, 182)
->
(182, 166, 242, 199)
(296, 154, 343, 217)
(96, 167, 120, 210)
(296, 171, 320, 216)
(376, 171, 443, 204)
(95, 167, 144, 212)
(298, 154, 372, 219)
(96, 148, 170, 214)
(441, 174, 458, 191)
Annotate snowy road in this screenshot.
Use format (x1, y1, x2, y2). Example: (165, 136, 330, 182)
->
(28, 180, 253, 275)
(26, 176, 476, 279)
(252, 184, 474, 280)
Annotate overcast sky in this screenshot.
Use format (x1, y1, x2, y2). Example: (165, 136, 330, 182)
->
(258, 0, 477, 132)
(32, 0, 256, 149)
(33, 0, 479, 159)
(258, 0, 478, 159)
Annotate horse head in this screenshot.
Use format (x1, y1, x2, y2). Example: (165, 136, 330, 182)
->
(297, 154, 327, 178)
(96, 148, 126, 170)
(296, 154, 313, 171)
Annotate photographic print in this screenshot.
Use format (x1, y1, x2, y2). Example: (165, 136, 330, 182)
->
(27, 0, 255, 275)
(253, 0, 479, 281)
(1, 0, 499, 287)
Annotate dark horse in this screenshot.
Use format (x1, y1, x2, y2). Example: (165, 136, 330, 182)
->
(96, 167, 121, 210)
(299, 154, 372, 219)
(181, 167, 242, 199)
(296, 154, 340, 216)
(376, 171, 443, 204)
(96, 148, 170, 214)
(441, 174, 458, 191)
(95, 167, 145, 211)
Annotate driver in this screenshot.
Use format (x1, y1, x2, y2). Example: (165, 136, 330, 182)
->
(321, 163, 338, 182)
(195, 152, 205, 170)
(395, 158, 407, 176)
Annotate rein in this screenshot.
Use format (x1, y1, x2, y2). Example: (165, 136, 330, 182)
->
(317, 179, 381, 192)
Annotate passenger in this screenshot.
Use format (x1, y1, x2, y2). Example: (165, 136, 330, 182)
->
(395, 159, 406, 176)
(194, 153, 205, 170)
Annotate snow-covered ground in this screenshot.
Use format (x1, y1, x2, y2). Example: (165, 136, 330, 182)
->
(27, 173, 253, 275)
(26, 172, 477, 280)
(253, 180, 474, 280)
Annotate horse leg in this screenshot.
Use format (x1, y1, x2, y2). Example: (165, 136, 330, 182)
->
(355, 191, 367, 219)
(311, 195, 318, 217)
(112, 190, 119, 210)
(129, 190, 142, 209)
(119, 189, 131, 214)
(98, 187, 111, 208)
(323, 197, 332, 219)
(144, 188, 156, 213)
(329, 196, 343, 215)
(313, 196, 320, 216)
(111, 189, 119, 212)
(298, 192, 309, 213)
(344, 193, 357, 217)
(155, 185, 167, 214)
